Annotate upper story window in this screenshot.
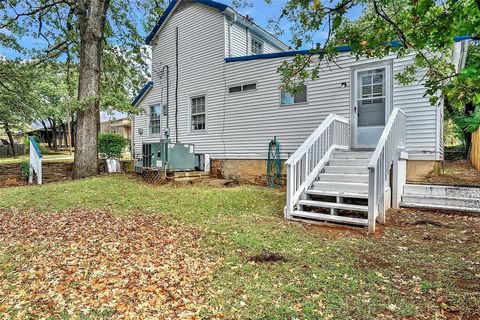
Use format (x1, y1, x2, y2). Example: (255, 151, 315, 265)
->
(280, 85, 307, 105)
(228, 83, 257, 94)
(149, 104, 161, 134)
(250, 36, 264, 55)
(191, 95, 206, 131)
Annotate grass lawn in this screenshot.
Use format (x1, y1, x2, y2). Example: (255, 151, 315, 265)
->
(0, 175, 479, 319)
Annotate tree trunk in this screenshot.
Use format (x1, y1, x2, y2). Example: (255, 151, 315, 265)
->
(4, 122, 17, 158)
(61, 121, 68, 149)
(48, 118, 58, 151)
(41, 119, 52, 148)
(72, 0, 110, 179)
(71, 115, 76, 150)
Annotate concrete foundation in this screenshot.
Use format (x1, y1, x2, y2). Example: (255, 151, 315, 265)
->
(210, 159, 285, 185)
(406, 160, 441, 182)
(209, 158, 441, 186)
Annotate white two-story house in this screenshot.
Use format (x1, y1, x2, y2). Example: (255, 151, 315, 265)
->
(132, 0, 467, 231)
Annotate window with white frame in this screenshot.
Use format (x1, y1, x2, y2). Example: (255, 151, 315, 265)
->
(228, 83, 257, 94)
(149, 104, 161, 134)
(191, 96, 206, 131)
(280, 85, 307, 105)
(250, 36, 264, 55)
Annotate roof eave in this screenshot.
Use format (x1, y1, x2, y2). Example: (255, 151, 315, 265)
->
(132, 81, 153, 106)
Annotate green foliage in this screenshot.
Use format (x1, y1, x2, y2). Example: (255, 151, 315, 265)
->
(19, 161, 29, 181)
(276, 0, 480, 110)
(23, 136, 46, 154)
(98, 133, 128, 159)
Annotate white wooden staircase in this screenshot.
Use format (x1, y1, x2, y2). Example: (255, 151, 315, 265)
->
(293, 150, 372, 227)
(285, 109, 407, 232)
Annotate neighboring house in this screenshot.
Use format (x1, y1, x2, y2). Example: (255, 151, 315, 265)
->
(100, 117, 131, 140)
(132, 0, 468, 230)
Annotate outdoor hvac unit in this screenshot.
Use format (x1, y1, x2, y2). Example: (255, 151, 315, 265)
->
(142, 142, 196, 171)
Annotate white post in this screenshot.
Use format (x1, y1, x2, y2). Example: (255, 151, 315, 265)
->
(285, 164, 293, 219)
(392, 151, 408, 209)
(37, 157, 42, 185)
(367, 167, 377, 232)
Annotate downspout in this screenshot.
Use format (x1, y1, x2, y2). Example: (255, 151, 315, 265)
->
(175, 26, 179, 143)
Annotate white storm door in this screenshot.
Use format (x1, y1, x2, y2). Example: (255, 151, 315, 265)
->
(353, 67, 390, 149)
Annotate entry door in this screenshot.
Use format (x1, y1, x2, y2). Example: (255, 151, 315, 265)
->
(353, 66, 391, 149)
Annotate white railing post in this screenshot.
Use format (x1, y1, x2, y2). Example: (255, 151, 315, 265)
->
(285, 163, 293, 219)
(367, 167, 377, 232)
(367, 108, 406, 231)
(29, 136, 43, 185)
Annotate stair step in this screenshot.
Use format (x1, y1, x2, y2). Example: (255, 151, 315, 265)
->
(312, 181, 369, 194)
(318, 173, 368, 183)
(403, 184, 480, 199)
(324, 166, 368, 174)
(400, 201, 480, 214)
(333, 151, 373, 159)
(298, 200, 368, 212)
(401, 194, 480, 212)
(305, 189, 369, 199)
(291, 210, 368, 226)
(328, 159, 370, 166)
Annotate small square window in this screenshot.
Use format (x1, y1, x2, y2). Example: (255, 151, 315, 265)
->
(228, 86, 242, 93)
(250, 36, 264, 55)
(242, 83, 256, 91)
(280, 85, 307, 105)
(191, 96, 206, 131)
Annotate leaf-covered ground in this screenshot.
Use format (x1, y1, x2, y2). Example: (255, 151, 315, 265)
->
(0, 210, 215, 319)
(0, 175, 479, 319)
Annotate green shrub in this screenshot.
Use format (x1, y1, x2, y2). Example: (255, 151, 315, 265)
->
(98, 133, 128, 159)
(23, 136, 46, 154)
(19, 161, 30, 181)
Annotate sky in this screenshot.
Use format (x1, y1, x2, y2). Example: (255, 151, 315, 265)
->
(1, 0, 364, 59)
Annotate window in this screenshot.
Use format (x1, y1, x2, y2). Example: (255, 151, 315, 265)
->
(149, 104, 161, 134)
(228, 83, 256, 94)
(250, 36, 264, 55)
(191, 96, 206, 131)
(280, 85, 307, 105)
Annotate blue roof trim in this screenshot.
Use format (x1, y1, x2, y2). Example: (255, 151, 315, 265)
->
(454, 35, 470, 42)
(132, 81, 153, 106)
(224, 46, 353, 63)
(146, 0, 228, 45)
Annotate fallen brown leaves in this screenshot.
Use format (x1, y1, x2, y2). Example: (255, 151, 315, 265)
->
(0, 209, 216, 319)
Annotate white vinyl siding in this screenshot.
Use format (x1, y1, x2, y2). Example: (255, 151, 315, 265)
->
(133, 2, 444, 161)
(227, 21, 285, 57)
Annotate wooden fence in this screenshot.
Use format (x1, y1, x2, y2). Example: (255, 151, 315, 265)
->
(0, 144, 26, 158)
(471, 129, 480, 170)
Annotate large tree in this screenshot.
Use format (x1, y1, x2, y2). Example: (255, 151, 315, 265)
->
(1, 0, 163, 178)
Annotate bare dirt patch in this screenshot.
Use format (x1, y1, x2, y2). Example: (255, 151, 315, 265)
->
(0, 209, 216, 319)
(420, 160, 480, 186)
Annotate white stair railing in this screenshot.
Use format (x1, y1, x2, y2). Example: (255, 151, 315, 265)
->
(29, 136, 43, 185)
(285, 114, 349, 218)
(367, 108, 406, 232)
